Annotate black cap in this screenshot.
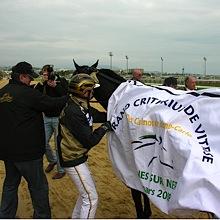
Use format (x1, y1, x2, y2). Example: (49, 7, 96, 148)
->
(12, 61, 39, 78)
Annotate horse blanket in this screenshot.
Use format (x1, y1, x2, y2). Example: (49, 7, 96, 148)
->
(107, 80, 220, 217)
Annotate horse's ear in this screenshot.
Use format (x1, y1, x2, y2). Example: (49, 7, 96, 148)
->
(73, 59, 80, 71)
(91, 59, 99, 69)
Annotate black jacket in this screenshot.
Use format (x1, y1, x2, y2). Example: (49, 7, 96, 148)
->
(35, 81, 67, 117)
(0, 79, 68, 161)
(57, 96, 107, 167)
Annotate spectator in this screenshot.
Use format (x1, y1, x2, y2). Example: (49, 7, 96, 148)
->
(131, 68, 143, 82)
(184, 76, 197, 90)
(0, 61, 67, 218)
(35, 65, 67, 179)
(57, 73, 112, 218)
(163, 77, 178, 89)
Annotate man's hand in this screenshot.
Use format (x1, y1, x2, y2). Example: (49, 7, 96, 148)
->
(47, 80, 57, 87)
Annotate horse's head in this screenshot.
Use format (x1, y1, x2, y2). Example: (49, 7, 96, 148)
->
(72, 59, 126, 110)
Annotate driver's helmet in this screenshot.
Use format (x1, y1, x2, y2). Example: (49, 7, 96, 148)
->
(68, 73, 99, 97)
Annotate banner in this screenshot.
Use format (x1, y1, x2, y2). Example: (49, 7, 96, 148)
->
(107, 81, 220, 217)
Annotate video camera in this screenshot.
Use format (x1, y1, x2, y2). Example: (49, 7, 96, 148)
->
(45, 65, 56, 80)
(48, 71, 56, 81)
(42, 64, 56, 81)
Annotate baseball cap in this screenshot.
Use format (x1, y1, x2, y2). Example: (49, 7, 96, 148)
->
(12, 61, 39, 79)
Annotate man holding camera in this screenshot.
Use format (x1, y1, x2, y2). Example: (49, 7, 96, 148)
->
(35, 65, 66, 179)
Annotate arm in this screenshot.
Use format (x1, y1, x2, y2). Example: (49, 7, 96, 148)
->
(29, 88, 68, 112)
(47, 80, 67, 96)
(89, 106, 107, 123)
(62, 104, 107, 149)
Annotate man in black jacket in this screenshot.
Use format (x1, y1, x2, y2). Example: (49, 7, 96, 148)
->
(0, 61, 67, 218)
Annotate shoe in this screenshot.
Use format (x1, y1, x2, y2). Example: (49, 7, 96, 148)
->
(52, 172, 65, 179)
(45, 162, 56, 173)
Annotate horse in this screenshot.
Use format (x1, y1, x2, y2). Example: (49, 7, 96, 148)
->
(72, 59, 152, 218)
(72, 59, 125, 110)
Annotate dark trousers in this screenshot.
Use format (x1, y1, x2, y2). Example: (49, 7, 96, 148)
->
(131, 188, 152, 219)
(0, 158, 51, 219)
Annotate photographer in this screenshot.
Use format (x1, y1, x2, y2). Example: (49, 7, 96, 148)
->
(35, 64, 67, 179)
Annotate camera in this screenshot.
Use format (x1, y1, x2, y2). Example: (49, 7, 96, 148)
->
(48, 72, 56, 81)
(41, 64, 56, 80)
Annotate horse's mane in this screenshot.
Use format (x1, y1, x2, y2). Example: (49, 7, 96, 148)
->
(98, 68, 126, 83)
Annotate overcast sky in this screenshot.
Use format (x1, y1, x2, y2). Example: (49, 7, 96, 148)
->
(0, 0, 219, 74)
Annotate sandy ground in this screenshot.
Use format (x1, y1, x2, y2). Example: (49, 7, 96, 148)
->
(0, 79, 210, 218)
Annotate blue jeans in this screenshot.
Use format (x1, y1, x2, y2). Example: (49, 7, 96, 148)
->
(44, 116, 64, 173)
(0, 159, 51, 218)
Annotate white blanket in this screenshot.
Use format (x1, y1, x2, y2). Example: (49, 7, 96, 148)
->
(107, 80, 220, 217)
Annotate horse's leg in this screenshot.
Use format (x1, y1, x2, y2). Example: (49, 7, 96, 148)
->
(130, 188, 144, 218)
(143, 193, 152, 218)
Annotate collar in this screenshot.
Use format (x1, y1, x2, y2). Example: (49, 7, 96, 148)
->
(70, 94, 89, 110)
